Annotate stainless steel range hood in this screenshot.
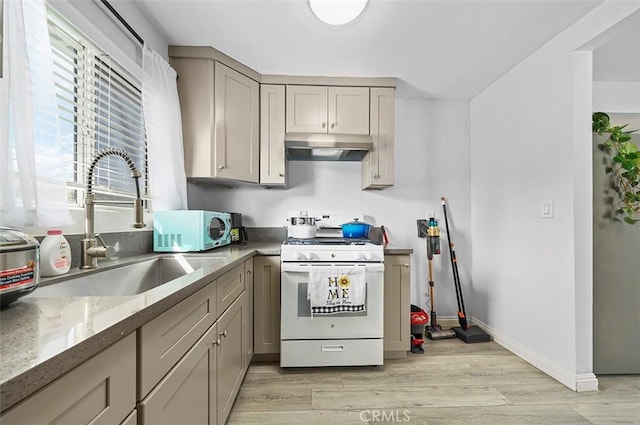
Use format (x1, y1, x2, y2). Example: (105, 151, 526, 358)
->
(284, 133, 373, 161)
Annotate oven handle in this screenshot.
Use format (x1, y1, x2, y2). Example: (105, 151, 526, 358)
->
(281, 263, 384, 273)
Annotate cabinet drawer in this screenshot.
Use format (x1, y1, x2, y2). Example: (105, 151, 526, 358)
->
(1, 333, 136, 425)
(139, 282, 217, 399)
(217, 263, 244, 315)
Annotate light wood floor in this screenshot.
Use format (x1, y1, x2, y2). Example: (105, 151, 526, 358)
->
(228, 339, 639, 424)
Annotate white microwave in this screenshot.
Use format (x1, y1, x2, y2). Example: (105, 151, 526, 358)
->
(153, 210, 231, 252)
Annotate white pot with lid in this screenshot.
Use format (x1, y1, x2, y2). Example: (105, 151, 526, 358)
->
(287, 211, 318, 239)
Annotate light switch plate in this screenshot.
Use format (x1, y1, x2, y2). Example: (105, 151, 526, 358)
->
(541, 200, 554, 218)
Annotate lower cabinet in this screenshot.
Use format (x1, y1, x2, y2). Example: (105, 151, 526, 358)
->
(1, 333, 136, 425)
(138, 260, 251, 425)
(383, 254, 411, 357)
(216, 294, 246, 424)
(253, 255, 281, 354)
(138, 323, 215, 425)
(139, 293, 248, 425)
(243, 258, 254, 368)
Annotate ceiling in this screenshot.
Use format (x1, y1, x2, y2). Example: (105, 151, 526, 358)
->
(127, 0, 603, 99)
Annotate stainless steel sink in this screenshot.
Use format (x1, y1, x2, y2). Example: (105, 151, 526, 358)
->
(28, 255, 229, 297)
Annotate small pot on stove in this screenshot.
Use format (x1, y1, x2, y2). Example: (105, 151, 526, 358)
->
(287, 211, 318, 239)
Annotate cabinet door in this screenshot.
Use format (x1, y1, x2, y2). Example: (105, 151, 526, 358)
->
(260, 84, 286, 186)
(328, 86, 370, 134)
(171, 57, 215, 178)
(217, 294, 245, 425)
(138, 324, 217, 425)
(253, 256, 281, 354)
(1, 333, 136, 425)
(286, 85, 328, 133)
(383, 255, 410, 354)
(139, 283, 217, 399)
(362, 87, 395, 189)
(243, 258, 254, 369)
(214, 62, 259, 183)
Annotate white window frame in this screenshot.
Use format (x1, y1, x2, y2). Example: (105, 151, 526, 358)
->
(47, 5, 149, 208)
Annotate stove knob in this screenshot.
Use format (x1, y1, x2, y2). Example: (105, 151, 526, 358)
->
(305, 252, 314, 260)
(294, 252, 305, 260)
(360, 252, 373, 261)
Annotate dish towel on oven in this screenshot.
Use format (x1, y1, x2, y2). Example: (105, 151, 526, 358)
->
(307, 266, 366, 315)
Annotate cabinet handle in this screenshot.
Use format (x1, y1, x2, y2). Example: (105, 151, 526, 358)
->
(373, 174, 380, 179)
(404, 264, 410, 268)
(247, 269, 252, 274)
(220, 330, 228, 338)
(212, 339, 221, 346)
(278, 173, 285, 177)
(331, 123, 335, 129)
(321, 122, 326, 128)
(219, 165, 225, 170)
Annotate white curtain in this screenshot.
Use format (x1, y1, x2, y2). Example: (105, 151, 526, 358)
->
(142, 45, 188, 211)
(0, 0, 72, 228)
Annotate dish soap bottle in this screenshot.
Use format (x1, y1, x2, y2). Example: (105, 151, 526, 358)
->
(40, 229, 72, 276)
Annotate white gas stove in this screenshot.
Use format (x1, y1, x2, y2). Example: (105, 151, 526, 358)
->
(280, 212, 385, 368)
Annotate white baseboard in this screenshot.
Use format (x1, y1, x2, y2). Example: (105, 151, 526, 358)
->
(471, 317, 599, 392)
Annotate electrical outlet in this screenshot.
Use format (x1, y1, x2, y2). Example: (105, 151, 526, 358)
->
(417, 219, 428, 238)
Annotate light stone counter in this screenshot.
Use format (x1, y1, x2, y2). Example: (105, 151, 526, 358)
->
(0, 242, 281, 413)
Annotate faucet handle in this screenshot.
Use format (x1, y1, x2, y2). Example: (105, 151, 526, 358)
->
(95, 233, 108, 247)
(93, 234, 116, 259)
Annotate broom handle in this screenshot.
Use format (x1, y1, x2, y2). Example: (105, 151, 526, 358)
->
(428, 258, 437, 327)
(442, 197, 468, 329)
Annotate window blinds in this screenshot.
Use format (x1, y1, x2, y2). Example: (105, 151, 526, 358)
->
(47, 9, 148, 203)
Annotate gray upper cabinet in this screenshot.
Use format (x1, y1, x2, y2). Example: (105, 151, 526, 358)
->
(170, 49, 259, 184)
(214, 62, 259, 183)
(286, 85, 370, 135)
(362, 87, 395, 189)
(260, 84, 286, 187)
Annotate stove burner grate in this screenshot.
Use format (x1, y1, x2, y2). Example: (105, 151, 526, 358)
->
(283, 237, 377, 246)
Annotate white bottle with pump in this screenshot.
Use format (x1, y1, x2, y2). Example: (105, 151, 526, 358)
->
(40, 229, 72, 276)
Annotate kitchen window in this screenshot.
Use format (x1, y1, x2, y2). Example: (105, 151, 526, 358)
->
(46, 6, 148, 205)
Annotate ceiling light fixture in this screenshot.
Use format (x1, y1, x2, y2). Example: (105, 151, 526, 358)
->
(308, 0, 368, 26)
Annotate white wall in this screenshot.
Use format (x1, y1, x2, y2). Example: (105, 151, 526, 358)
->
(189, 99, 472, 317)
(593, 82, 640, 112)
(469, 2, 640, 391)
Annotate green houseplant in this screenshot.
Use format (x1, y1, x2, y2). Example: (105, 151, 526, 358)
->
(592, 112, 640, 224)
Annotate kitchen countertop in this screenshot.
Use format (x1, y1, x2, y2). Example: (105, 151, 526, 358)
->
(382, 244, 414, 255)
(0, 242, 280, 413)
(0, 240, 410, 413)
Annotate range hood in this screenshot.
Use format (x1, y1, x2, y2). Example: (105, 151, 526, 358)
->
(284, 133, 374, 161)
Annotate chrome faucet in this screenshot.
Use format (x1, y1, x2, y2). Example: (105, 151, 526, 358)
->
(80, 148, 146, 269)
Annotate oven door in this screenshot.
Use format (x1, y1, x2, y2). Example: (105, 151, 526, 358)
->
(280, 262, 384, 340)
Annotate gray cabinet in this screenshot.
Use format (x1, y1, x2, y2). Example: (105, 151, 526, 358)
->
(138, 261, 250, 425)
(138, 283, 217, 399)
(253, 255, 281, 354)
(1, 333, 136, 425)
(286, 85, 370, 135)
(216, 294, 246, 424)
(243, 258, 254, 367)
(383, 254, 410, 358)
(138, 324, 215, 425)
(362, 87, 395, 189)
(260, 84, 286, 187)
(171, 53, 259, 184)
(214, 62, 260, 183)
